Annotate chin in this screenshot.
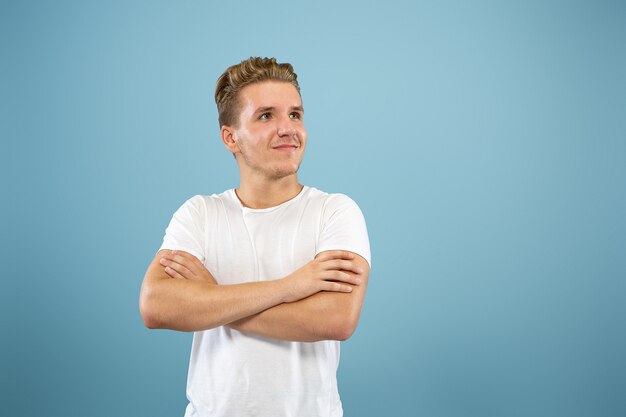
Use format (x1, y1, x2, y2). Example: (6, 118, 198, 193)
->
(270, 164, 301, 180)
(270, 169, 298, 180)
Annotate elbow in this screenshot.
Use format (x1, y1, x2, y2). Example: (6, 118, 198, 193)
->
(320, 296, 364, 341)
(331, 325, 355, 342)
(141, 307, 161, 330)
(140, 300, 160, 329)
(327, 314, 359, 341)
(139, 285, 163, 329)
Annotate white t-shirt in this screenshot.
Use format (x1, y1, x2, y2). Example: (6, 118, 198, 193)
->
(159, 186, 371, 417)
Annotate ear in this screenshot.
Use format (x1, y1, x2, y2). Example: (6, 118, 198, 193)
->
(221, 125, 240, 154)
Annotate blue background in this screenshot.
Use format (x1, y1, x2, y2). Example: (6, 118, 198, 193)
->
(2, 1, 625, 416)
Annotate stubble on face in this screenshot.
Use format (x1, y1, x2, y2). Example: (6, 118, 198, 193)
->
(232, 81, 307, 181)
(236, 133, 304, 180)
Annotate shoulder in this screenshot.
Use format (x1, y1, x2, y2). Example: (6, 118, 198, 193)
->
(303, 187, 362, 212)
(317, 191, 364, 221)
(323, 193, 360, 210)
(311, 188, 371, 267)
(179, 190, 235, 212)
(168, 191, 237, 227)
(302, 187, 367, 229)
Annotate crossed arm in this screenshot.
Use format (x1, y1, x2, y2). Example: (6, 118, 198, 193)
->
(139, 250, 370, 342)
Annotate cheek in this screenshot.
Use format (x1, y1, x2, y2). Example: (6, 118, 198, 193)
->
(298, 128, 308, 142)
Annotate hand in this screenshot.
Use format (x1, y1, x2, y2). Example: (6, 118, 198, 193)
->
(159, 250, 217, 284)
(281, 250, 363, 303)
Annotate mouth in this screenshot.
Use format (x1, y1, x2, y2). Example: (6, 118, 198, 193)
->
(272, 144, 299, 152)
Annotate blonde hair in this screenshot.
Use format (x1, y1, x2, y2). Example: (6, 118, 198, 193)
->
(215, 57, 300, 127)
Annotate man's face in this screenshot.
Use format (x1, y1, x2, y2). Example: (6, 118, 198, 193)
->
(229, 81, 307, 181)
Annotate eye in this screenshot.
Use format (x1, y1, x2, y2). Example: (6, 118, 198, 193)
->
(259, 113, 271, 120)
(289, 112, 302, 120)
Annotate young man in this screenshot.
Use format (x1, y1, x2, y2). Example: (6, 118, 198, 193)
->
(139, 57, 371, 417)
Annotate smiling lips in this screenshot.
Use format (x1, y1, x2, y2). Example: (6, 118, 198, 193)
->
(272, 143, 299, 151)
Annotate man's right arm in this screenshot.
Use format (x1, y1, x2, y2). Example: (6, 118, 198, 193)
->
(139, 250, 361, 332)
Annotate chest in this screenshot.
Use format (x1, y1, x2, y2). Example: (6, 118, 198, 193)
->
(202, 201, 323, 284)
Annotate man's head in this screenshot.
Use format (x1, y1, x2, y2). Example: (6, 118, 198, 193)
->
(215, 57, 307, 181)
(215, 57, 300, 128)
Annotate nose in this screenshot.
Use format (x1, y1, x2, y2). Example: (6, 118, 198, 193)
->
(277, 126, 297, 137)
(277, 117, 297, 137)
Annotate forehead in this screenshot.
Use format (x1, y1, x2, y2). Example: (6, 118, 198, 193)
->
(238, 81, 302, 109)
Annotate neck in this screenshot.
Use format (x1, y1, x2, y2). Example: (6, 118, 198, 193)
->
(235, 174, 303, 209)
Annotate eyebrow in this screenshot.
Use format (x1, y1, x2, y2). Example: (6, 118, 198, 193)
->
(255, 105, 304, 114)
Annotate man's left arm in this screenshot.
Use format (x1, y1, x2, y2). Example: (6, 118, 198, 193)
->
(159, 249, 369, 341)
(227, 251, 370, 342)
(161, 194, 371, 342)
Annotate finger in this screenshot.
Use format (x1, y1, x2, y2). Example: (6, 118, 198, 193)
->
(325, 270, 362, 285)
(164, 252, 194, 268)
(323, 259, 363, 274)
(316, 250, 355, 262)
(163, 252, 198, 271)
(171, 250, 202, 263)
(168, 251, 204, 273)
(164, 266, 185, 280)
(321, 281, 353, 293)
(160, 257, 195, 279)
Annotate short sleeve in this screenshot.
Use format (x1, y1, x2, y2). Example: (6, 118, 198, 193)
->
(316, 194, 371, 267)
(159, 195, 206, 263)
